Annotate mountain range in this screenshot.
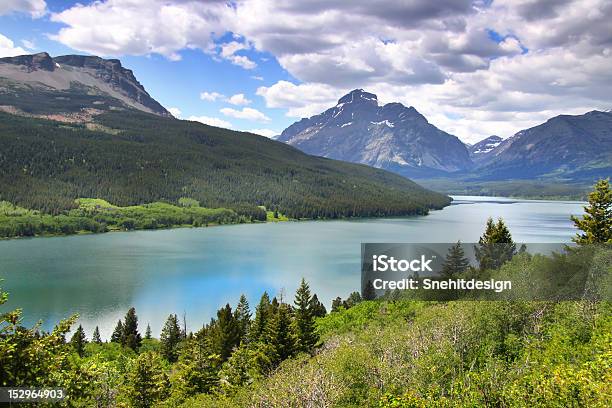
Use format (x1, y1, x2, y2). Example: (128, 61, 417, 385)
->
(280, 89, 612, 183)
(0, 53, 448, 218)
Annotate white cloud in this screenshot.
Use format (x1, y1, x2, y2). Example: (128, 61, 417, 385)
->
(251, 75, 264, 81)
(220, 107, 270, 122)
(0, 33, 28, 57)
(257, 81, 345, 118)
(188, 115, 233, 128)
(0, 0, 46, 18)
(246, 128, 279, 138)
(21, 39, 36, 50)
(227, 93, 252, 106)
(50, 0, 229, 60)
(219, 41, 257, 69)
(168, 107, 182, 118)
(200, 91, 224, 102)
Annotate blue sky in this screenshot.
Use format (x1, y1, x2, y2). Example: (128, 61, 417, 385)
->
(1, 0, 610, 142)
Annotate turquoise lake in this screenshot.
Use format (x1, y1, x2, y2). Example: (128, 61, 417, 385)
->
(0, 196, 585, 338)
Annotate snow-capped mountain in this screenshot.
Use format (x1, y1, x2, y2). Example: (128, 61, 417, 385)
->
(278, 89, 472, 177)
(468, 135, 503, 162)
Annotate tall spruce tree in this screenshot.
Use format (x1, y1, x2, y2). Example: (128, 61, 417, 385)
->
(475, 217, 516, 271)
(122, 307, 142, 351)
(234, 294, 251, 344)
(70, 325, 87, 357)
(572, 179, 612, 244)
(251, 292, 271, 342)
(92, 326, 102, 344)
(111, 320, 123, 343)
(293, 279, 318, 353)
(123, 352, 169, 408)
(441, 241, 470, 279)
(144, 324, 152, 340)
(309, 294, 327, 318)
(209, 304, 241, 361)
(160, 314, 182, 363)
(266, 302, 295, 363)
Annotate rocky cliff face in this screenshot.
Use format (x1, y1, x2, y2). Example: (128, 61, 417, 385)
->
(278, 89, 473, 177)
(0, 52, 170, 117)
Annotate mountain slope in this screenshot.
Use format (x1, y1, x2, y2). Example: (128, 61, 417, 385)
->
(474, 110, 612, 180)
(468, 135, 503, 163)
(278, 89, 472, 178)
(0, 52, 170, 117)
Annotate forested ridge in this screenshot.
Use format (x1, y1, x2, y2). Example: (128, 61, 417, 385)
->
(0, 109, 449, 222)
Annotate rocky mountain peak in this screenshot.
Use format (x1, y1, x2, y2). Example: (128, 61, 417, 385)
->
(0, 52, 171, 117)
(337, 89, 378, 106)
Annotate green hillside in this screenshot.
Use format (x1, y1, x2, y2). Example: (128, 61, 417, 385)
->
(0, 109, 449, 223)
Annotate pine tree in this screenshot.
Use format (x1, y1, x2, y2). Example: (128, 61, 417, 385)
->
(309, 294, 327, 318)
(475, 217, 516, 270)
(234, 294, 251, 344)
(362, 280, 376, 300)
(160, 314, 182, 362)
(144, 324, 152, 340)
(122, 307, 142, 351)
(441, 241, 470, 279)
(572, 179, 612, 244)
(209, 304, 241, 361)
(251, 292, 271, 342)
(344, 291, 362, 308)
(70, 324, 87, 357)
(92, 326, 102, 344)
(265, 302, 295, 363)
(331, 297, 343, 312)
(293, 279, 318, 353)
(111, 320, 123, 343)
(123, 352, 169, 408)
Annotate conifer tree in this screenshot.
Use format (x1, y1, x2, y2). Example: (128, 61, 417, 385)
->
(123, 352, 169, 408)
(251, 292, 271, 342)
(92, 326, 102, 344)
(441, 241, 470, 279)
(344, 291, 362, 308)
(331, 297, 343, 312)
(70, 325, 87, 357)
(122, 307, 142, 351)
(475, 217, 516, 270)
(234, 294, 251, 344)
(173, 334, 220, 396)
(265, 302, 295, 363)
(309, 294, 327, 318)
(293, 279, 318, 353)
(144, 324, 152, 340)
(362, 280, 376, 300)
(111, 320, 123, 343)
(160, 314, 182, 362)
(209, 304, 241, 361)
(572, 179, 612, 244)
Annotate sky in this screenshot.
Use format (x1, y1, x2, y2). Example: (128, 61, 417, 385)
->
(0, 0, 611, 143)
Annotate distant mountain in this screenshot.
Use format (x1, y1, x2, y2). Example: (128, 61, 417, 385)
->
(0, 52, 170, 117)
(468, 135, 503, 162)
(0, 53, 449, 219)
(278, 89, 472, 177)
(475, 110, 612, 180)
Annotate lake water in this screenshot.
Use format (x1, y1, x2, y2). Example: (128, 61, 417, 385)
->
(0, 196, 585, 339)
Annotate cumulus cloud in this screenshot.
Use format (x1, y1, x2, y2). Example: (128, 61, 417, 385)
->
(246, 128, 279, 138)
(0, 0, 46, 18)
(167, 107, 182, 118)
(188, 115, 233, 128)
(227, 93, 252, 106)
(220, 107, 270, 122)
(0, 33, 28, 57)
(256, 81, 345, 118)
(200, 91, 224, 102)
